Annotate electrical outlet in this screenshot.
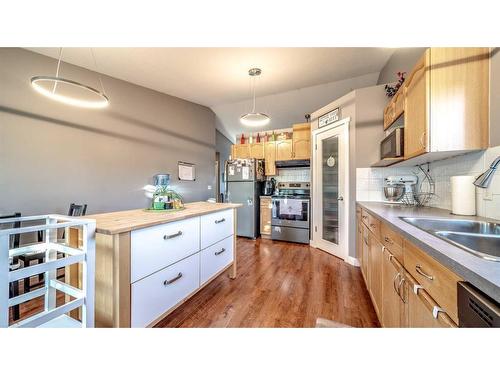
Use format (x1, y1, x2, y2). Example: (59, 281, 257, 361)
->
(483, 189, 493, 201)
(207, 185, 212, 190)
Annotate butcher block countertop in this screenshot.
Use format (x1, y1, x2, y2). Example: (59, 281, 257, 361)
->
(86, 201, 242, 235)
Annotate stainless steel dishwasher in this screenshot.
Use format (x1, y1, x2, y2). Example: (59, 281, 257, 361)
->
(458, 282, 500, 327)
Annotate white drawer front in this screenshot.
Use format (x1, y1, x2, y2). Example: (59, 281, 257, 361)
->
(131, 252, 200, 327)
(200, 209, 233, 249)
(131, 217, 200, 283)
(200, 235, 234, 285)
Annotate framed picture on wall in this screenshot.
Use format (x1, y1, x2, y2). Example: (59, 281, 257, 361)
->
(178, 161, 196, 181)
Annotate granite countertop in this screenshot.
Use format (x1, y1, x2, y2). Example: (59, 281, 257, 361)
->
(85, 201, 242, 235)
(357, 201, 500, 303)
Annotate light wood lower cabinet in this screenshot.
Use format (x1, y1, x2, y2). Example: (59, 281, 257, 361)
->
(404, 272, 457, 328)
(368, 233, 383, 319)
(381, 249, 405, 328)
(358, 206, 460, 328)
(260, 197, 272, 238)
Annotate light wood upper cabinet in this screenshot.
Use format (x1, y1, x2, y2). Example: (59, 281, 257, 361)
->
(264, 141, 276, 176)
(383, 47, 489, 164)
(231, 144, 250, 159)
(404, 50, 430, 159)
(292, 123, 311, 159)
(275, 139, 293, 161)
(428, 48, 490, 152)
(249, 143, 265, 159)
(393, 89, 405, 120)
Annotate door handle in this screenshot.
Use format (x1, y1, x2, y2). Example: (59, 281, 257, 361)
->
(415, 265, 434, 280)
(215, 218, 226, 224)
(164, 231, 183, 240)
(215, 248, 226, 256)
(163, 272, 183, 285)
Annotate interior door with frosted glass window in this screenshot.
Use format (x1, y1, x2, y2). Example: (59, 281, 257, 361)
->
(312, 122, 348, 260)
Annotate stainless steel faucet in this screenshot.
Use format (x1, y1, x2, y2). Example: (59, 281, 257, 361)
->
(474, 156, 500, 188)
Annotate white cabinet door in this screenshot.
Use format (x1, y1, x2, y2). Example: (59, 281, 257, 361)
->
(200, 235, 234, 285)
(131, 252, 200, 327)
(200, 209, 233, 249)
(130, 217, 200, 283)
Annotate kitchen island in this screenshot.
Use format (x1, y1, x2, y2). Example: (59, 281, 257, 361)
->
(67, 202, 241, 327)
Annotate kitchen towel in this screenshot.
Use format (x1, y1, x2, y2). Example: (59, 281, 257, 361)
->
(451, 175, 476, 215)
(282, 199, 303, 216)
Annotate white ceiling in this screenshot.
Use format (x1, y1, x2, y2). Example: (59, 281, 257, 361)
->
(27, 48, 394, 108)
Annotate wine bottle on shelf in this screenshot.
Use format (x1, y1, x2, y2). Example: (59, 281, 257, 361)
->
(256, 132, 261, 143)
(249, 133, 254, 144)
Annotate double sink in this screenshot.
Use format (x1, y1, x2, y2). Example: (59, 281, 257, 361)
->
(401, 217, 500, 262)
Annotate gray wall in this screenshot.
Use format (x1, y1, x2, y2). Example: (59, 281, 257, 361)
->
(215, 129, 233, 199)
(0, 48, 216, 216)
(377, 48, 427, 84)
(213, 72, 380, 141)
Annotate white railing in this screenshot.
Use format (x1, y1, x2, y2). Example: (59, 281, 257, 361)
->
(0, 214, 95, 328)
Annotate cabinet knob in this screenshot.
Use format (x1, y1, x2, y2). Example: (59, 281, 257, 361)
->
(337, 196, 344, 201)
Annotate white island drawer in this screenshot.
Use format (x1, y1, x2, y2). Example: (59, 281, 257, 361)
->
(131, 217, 200, 283)
(131, 252, 200, 327)
(200, 235, 234, 285)
(200, 209, 233, 249)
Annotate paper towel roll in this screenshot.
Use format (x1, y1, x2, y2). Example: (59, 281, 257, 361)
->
(451, 175, 476, 215)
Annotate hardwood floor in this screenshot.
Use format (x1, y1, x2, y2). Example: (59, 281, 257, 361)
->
(155, 238, 379, 328)
(8, 238, 379, 327)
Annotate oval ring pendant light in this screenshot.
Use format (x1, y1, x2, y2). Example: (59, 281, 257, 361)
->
(30, 48, 109, 109)
(240, 68, 270, 127)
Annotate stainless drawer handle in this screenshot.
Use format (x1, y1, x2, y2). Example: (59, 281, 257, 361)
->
(415, 265, 434, 280)
(215, 248, 226, 256)
(398, 277, 406, 303)
(393, 272, 401, 297)
(164, 272, 183, 285)
(164, 231, 182, 240)
(215, 218, 226, 224)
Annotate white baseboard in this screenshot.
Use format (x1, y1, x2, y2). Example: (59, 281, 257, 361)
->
(346, 256, 360, 267)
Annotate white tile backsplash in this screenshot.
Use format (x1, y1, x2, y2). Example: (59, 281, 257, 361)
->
(273, 168, 310, 183)
(356, 145, 500, 220)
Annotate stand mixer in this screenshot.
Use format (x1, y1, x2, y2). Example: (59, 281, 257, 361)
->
(384, 175, 418, 204)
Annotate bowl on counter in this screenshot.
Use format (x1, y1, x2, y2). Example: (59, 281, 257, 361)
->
(383, 185, 405, 202)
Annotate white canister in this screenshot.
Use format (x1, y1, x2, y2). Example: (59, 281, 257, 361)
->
(451, 175, 476, 215)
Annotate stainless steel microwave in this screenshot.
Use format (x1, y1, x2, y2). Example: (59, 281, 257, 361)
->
(381, 128, 404, 159)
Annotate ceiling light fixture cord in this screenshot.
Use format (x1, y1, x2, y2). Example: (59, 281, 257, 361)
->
(90, 47, 106, 95)
(52, 47, 64, 93)
(252, 74, 256, 113)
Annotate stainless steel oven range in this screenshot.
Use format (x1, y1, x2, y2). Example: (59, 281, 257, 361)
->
(271, 182, 310, 244)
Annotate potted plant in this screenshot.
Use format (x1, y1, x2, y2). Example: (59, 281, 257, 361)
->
(152, 186, 184, 210)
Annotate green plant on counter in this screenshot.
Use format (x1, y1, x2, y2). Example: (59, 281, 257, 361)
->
(152, 186, 184, 210)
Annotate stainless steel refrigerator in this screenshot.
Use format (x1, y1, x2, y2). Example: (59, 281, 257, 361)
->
(225, 158, 265, 239)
